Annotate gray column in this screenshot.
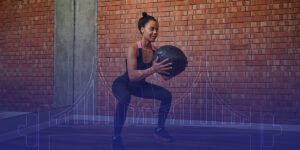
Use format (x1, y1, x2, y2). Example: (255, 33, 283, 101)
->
(54, 0, 74, 107)
(54, 0, 97, 116)
(74, 0, 97, 115)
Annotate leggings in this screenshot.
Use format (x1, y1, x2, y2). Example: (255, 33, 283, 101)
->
(112, 74, 172, 137)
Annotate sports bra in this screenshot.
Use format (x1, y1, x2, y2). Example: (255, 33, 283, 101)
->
(136, 41, 156, 51)
(123, 41, 156, 84)
(126, 41, 156, 71)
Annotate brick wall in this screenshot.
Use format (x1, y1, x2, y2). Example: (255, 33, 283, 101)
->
(0, 0, 298, 124)
(0, 0, 54, 112)
(97, 0, 300, 125)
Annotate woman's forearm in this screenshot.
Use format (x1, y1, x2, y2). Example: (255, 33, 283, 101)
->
(128, 67, 154, 81)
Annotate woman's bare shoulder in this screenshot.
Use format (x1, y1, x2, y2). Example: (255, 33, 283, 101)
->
(128, 42, 138, 50)
(127, 42, 139, 56)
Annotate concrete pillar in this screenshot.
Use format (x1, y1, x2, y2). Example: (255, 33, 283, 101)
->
(54, 0, 74, 107)
(54, 0, 97, 116)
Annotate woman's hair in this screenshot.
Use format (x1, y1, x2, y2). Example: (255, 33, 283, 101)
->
(138, 12, 157, 34)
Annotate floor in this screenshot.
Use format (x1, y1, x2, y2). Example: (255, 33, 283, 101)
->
(0, 122, 299, 150)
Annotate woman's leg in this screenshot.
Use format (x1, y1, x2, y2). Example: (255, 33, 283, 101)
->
(130, 82, 172, 129)
(112, 77, 131, 137)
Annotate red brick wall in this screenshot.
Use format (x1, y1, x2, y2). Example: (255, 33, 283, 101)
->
(0, 0, 54, 112)
(0, 0, 298, 124)
(97, 0, 300, 125)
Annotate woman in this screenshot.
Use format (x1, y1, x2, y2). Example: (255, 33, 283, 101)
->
(111, 12, 174, 150)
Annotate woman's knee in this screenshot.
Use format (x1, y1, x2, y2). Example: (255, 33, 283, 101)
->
(118, 95, 131, 105)
(113, 89, 131, 105)
(112, 81, 131, 105)
(159, 89, 172, 103)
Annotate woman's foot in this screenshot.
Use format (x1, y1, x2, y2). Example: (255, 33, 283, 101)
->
(154, 127, 174, 143)
(112, 136, 125, 150)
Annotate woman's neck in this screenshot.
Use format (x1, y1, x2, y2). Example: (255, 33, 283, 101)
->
(141, 38, 152, 49)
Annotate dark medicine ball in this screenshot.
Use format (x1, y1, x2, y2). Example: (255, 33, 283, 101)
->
(152, 45, 188, 77)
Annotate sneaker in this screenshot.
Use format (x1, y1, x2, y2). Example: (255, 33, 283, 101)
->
(154, 127, 174, 143)
(111, 136, 125, 150)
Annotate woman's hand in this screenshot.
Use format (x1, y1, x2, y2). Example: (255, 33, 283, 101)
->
(151, 57, 172, 75)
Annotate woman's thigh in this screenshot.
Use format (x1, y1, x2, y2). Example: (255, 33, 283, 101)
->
(129, 82, 172, 101)
(112, 76, 131, 104)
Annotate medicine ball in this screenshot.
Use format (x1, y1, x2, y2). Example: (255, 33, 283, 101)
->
(153, 45, 188, 77)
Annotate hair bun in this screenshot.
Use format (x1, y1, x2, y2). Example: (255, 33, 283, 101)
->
(142, 12, 148, 17)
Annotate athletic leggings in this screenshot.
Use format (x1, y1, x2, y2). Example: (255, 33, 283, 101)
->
(112, 74, 172, 137)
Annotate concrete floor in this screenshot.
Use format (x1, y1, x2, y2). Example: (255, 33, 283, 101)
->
(0, 122, 299, 150)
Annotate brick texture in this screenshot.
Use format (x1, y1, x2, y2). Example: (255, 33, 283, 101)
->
(97, 0, 300, 125)
(0, 0, 298, 125)
(0, 0, 54, 112)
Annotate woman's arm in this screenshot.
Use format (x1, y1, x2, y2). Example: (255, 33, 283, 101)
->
(127, 45, 172, 82)
(127, 45, 150, 81)
(154, 73, 172, 81)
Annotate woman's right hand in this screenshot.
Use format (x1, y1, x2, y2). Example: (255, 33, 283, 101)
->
(151, 57, 172, 75)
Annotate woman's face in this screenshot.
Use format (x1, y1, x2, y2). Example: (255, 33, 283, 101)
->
(141, 20, 159, 42)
